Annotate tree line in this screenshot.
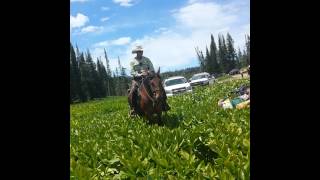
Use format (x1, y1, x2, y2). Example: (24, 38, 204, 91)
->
(70, 32, 250, 103)
(195, 33, 250, 75)
(70, 43, 130, 103)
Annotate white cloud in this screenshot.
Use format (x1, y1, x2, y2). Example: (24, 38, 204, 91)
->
(70, 13, 89, 30)
(71, 0, 89, 2)
(116, 1, 248, 72)
(113, 37, 132, 45)
(173, 2, 237, 30)
(94, 37, 132, 47)
(130, 33, 198, 70)
(90, 1, 249, 73)
(101, 6, 110, 11)
(113, 0, 134, 7)
(80, 26, 104, 33)
(100, 17, 110, 22)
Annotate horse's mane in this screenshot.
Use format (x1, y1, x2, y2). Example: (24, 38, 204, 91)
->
(141, 74, 155, 99)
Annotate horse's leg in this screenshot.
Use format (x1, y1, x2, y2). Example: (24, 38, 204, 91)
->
(157, 112, 161, 125)
(157, 111, 164, 125)
(128, 94, 134, 117)
(145, 113, 153, 124)
(128, 81, 139, 116)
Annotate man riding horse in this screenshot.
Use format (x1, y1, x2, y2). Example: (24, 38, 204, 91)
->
(128, 45, 170, 116)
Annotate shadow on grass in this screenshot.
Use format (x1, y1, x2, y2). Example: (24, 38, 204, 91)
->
(128, 111, 183, 129)
(151, 113, 183, 129)
(193, 138, 219, 164)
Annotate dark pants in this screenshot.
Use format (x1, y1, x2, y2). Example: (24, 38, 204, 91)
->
(128, 80, 139, 111)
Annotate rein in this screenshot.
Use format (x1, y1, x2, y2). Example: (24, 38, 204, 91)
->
(141, 75, 161, 108)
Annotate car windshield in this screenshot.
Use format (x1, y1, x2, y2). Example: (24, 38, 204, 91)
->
(165, 78, 186, 86)
(192, 75, 207, 80)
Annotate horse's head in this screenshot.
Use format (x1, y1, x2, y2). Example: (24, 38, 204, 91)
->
(147, 67, 163, 103)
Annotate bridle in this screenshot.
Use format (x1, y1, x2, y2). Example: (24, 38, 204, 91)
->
(141, 74, 162, 108)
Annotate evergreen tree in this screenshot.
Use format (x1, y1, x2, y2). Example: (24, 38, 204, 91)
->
(76, 44, 81, 61)
(245, 34, 250, 65)
(70, 44, 76, 103)
(218, 34, 228, 73)
(204, 46, 211, 73)
(118, 56, 126, 77)
(109, 72, 116, 96)
(241, 48, 248, 67)
(104, 48, 112, 96)
(116, 57, 129, 95)
(114, 68, 120, 96)
(195, 47, 205, 72)
(104, 48, 112, 76)
(226, 33, 237, 72)
(70, 43, 85, 103)
(85, 50, 100, 99)
(236, 47, 242, 68)
(96, 58, 107, 97)
(209, 34, 219, 74)
(78, 52, 89, 101)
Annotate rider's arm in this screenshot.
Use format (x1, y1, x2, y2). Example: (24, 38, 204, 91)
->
(130, 61, 140, 77)
(145, 58, 155, 72)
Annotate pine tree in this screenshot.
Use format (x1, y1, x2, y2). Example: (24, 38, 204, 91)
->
(226, 33, 237, 72)
(78, 52, 89, 101)
(118, 56, 126, 77)
(195, 47, 205, 72)
(114, 68, 120, 96)
(104, 48, 112, 96)
(70, 43, 80, 103)
(97, 58, 107, 97)
(204, 46, 211, 73)
(116, 57, 128, 95)
(117, 59, 122, 95)
(236, 47, 242, 68)
(239, 40, 248, 68)
(104, 48, 112, 76)
(209, 34, 219, 74)
(76, 44, 81, 61)
(70, 44, 76, 103)
(85, 49, 100, 99)
(218, 34, 228, 73)
(110, 72, 116, 96)
(245, 34, 250, 65)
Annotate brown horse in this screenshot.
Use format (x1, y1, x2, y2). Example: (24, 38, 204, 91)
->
(129, 68, 166, 124)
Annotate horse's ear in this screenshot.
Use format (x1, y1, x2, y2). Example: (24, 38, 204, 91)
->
(157, 67, 160, 75)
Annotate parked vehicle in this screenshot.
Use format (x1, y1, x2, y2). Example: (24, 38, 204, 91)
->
(189, 72, 211, 87)
(229, 69, 240, 75)
(163, 76, 192, 97)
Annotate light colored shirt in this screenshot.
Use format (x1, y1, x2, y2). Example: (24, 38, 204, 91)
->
(130, 56, 155, 76)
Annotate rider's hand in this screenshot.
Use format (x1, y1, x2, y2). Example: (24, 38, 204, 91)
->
(141, 70, 148, 76)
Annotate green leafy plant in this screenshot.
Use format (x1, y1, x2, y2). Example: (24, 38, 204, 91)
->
(71, 79, 250, 179)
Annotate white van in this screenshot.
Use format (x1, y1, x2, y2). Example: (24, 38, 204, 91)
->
(163, 76, 192, 97)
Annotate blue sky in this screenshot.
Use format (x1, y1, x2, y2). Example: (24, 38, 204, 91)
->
(71, 0, 250, 74)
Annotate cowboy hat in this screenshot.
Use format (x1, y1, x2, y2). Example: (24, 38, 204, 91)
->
(132, 45, 143, 53)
